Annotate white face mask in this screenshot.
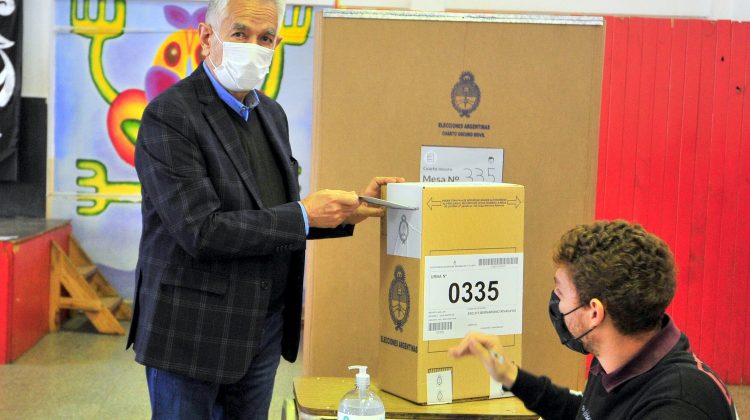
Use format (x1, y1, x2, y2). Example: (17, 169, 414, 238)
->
(209, 32, 275, 92)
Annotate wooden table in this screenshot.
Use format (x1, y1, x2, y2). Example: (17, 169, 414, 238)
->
(293, 377, 537, 419)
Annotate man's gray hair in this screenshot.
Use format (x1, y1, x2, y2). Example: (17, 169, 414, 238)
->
(206, 0, 286, 30)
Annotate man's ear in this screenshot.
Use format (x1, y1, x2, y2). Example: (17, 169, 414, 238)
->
(589, 298, 606, 325)
(199, 23, 213, 58)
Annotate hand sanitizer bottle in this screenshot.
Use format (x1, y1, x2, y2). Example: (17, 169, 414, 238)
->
(337, 365, 385, 420)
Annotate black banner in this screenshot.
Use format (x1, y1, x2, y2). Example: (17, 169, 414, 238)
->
(0, 0, 22, 181)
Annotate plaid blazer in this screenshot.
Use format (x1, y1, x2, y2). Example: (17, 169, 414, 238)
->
(126, 65, 353, 383)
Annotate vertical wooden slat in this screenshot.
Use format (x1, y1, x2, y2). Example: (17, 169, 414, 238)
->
(646, 20, 673, 236)
(689, 20, 719, 366)
(632, 19, 658, 227)
(731, 23, 750, 385)
(602, 17, 629, 219)
(698, 20, 730, 372)
(595, 16, 615, 219)
(677, 20, 707, 344)
(661, 19, 689, 325)
(715, 21, 747, 382)
(740, 55, 750, 385)
(617, 18, 644, 220)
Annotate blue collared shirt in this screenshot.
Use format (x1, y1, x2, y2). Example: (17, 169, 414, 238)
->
(203, 61, 259, 121)
(202, 61, 309, 234)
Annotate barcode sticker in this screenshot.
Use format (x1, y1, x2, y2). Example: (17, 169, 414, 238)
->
(478, 257, 518, 266)
(424, 253, 524, 341)
(428, 321, 453, 331)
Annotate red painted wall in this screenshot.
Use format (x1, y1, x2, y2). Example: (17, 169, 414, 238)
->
(597, 16, 750, 384)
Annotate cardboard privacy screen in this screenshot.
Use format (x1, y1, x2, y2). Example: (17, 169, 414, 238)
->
(303, 9, 604, 394)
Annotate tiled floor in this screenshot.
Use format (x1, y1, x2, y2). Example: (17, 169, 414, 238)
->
(0, 318, 301, 419)
(0, 317, 747, 419)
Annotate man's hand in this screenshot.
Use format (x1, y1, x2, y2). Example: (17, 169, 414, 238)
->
(449, 332, 519, 389)
(301, 190, 360, 228)
(345, 176, 406, 225)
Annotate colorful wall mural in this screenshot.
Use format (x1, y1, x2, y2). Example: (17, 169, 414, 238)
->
(52, 0, 317, 297)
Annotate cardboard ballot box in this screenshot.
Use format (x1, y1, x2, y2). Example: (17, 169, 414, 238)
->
(378, 182, 524, 404)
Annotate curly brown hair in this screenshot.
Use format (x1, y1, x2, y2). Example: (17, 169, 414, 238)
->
(553, 220, 676, 335)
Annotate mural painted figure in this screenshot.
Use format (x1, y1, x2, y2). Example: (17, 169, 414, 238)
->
(53, 0, 315, 296)
(69, 0, 312, 216)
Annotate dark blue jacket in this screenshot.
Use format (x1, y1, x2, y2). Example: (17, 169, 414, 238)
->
(126, 64, 352, 383)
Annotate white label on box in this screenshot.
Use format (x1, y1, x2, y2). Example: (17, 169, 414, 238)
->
(423, 253, 523, 341)
(489, 377, 514, 399)
(426, 369, 453, 405)
(420, 146, 503, 183)
(385, 185, 423, 259)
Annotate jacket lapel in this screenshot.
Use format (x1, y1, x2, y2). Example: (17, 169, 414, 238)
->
(194, 65, 264, 206)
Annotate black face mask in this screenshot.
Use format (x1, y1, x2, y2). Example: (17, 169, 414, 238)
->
(548, 290, 596, 355)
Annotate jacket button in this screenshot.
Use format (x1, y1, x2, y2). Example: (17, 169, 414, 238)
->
(261, 281, 270, 290)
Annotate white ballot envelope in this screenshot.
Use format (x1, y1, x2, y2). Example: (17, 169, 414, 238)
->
(359, 196, 418, 210)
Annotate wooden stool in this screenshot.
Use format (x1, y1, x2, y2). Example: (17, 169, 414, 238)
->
(49, 236, 132, 335)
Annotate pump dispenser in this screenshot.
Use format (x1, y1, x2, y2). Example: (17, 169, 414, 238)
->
(352, 365, 371, 390)
(337, 365, 385, 420)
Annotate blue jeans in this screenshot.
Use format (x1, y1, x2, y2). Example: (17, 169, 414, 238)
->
(146, 312, 284, 420)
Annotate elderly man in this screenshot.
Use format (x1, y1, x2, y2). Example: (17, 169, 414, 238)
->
(126, 0, 403, 418)
(451, 220, 737, 419)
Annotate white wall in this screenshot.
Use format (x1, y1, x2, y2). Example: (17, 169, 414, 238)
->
(22, 0, 750, 99)
(731, 0, 750, 20)
(21, 0, 52, 98)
